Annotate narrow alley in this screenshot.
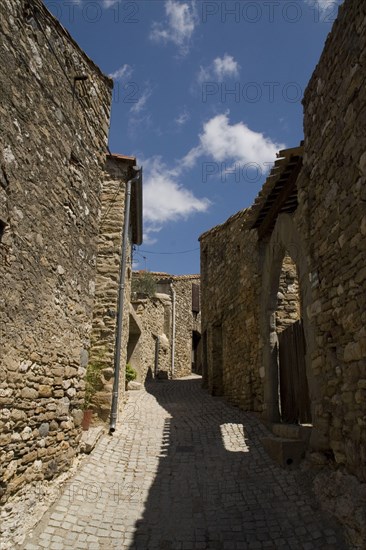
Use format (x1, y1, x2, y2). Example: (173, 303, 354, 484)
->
(21, 377, 346, 550)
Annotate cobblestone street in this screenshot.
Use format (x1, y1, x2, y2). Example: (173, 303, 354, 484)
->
(21, 377, 346, 550)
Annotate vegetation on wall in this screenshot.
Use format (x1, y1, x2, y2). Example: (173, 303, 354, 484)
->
(84, 354, 106, 409)
(126, 363, 137, 387)
(131, 271, 156, 298)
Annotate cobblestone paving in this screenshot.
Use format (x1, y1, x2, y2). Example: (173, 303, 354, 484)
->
(21, 377, 346, 550)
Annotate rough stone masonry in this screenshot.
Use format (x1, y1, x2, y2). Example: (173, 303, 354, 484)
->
(201, 0, 366, 478)
(200, 0, 366, 544)
(0, 0, 113, 505)
(88, 154, 142, 422)
(129, 273, 201, 382)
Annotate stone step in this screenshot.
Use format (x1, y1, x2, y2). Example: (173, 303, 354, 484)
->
(272, 423, 312, 442)
(80, 426, 105, 454)
(127, 381, 143, 391)
(261, 436, 307, 468)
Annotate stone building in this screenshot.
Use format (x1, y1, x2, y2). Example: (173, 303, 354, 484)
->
(200, 0, 365, 540)
(88, 154, 142, 422)
(0, 0, 142, 507)
(200, 207, 262, 406)
(128, 273, 201, 382)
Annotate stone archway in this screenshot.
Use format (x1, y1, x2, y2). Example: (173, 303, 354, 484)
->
(260, 214, 315, 426)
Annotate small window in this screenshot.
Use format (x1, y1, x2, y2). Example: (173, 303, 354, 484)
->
(192, 283, 200, 313)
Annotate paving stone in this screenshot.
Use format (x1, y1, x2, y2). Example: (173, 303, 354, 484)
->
(20, 378, 347, 549)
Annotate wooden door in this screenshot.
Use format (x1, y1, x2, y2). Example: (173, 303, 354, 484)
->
(278, 320, 311, 424)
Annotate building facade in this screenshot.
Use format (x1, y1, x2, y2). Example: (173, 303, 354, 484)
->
(0, 0, 142, 507)
(200, 0, 365, 488)
(88, 155, 142, 422)
(128, 273, 201, 382)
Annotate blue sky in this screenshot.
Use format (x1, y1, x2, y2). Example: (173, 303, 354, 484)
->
(46, 0, 342, 274)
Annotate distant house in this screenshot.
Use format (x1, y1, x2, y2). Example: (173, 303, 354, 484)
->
(128, 272, 201, 382)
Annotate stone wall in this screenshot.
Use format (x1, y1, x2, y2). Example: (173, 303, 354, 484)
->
(88, 156, 136, 421)
(129, 295, 171, 382)
(172, 277, 201, 378)
(200, 0, 366, 481)
(200, 211, 263, 410)
(0, 0, 112, 504)
(129, 273, 201, 382)
(276, 254, 300, 333)
(300, 0, 366, 478)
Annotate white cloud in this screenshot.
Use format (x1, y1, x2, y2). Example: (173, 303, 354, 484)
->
(103, 0, 119, 7)
(304, 0, 343, 12)
(128, 114, 153, 140)
(213, 55, 240, 81)
(179, 145, 203, 171)
(130, 87, 152, 114)
(142, 228, 161, 246)
(175, 109, 190, 126)
(109, 64, 133, 81)
(145, 175, 209, 223)
(142, 156, 210, 241)
(197, 54, 240, 84)
(138, 114, 283, 244)
(150, 0, 198, 55)
(200, 113, 283, 165)
(196, 66, 210, 85)
(181, 113, 285, 168)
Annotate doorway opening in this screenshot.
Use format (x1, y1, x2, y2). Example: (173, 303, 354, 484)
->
(275, 254, 312, 425)
(192, 330, 201, 374)
(127, 312, 142, 380)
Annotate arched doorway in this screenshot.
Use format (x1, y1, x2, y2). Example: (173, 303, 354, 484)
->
(260, 214, 315, 426)
(276, 254, 311, 424)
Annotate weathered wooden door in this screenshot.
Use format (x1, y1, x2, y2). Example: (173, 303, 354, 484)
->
(278, 320, 312, 424)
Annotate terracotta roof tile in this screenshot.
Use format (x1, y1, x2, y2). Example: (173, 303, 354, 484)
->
(107, 153, 136, 163)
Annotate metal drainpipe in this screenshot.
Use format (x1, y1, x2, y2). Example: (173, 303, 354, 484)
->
(109, 169, 140, 434)
(170, 282, 176, 379)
